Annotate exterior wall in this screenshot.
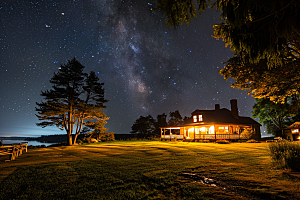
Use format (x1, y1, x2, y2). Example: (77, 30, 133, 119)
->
(284, 130, 293, 140)
(252, 125, 261, 139)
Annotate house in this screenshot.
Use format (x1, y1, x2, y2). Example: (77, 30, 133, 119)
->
(284, 122, 300, 141)
(160, 99, 261, 141)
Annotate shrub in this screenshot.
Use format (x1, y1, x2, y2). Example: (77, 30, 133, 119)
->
(246, 139, 260, 143)
(216, 140, 230, 144)
(0, 140, 3, 146)
(241, 128, 255, 140)
(269, 141, 300, 171)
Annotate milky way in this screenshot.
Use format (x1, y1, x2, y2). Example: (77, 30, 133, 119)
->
(0, 0, 264, 137)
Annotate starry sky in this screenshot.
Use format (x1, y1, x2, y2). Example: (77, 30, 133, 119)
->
(0, 0, 265, 137)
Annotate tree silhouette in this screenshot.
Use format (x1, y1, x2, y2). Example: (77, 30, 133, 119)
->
(35, 58, 108, 145)
(131, 115, 155, 139)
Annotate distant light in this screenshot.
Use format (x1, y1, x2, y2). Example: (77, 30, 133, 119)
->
(190, 50, 192, 52)
(177, 68, 179, 70)
(167, 43, 169, 45)
(174, 82, 176, 85)
(165, 32, 167, 34)
(97, 72, 99, 74)
(61, 13, 65, 15)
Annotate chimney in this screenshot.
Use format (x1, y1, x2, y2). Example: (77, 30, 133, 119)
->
(215, 104, 220, 110)
(230, 99, 239, 119)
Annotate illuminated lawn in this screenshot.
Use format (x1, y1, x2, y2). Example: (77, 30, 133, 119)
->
(0, 141, 300, 199)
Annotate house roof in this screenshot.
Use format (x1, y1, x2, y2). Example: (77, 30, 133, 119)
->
(286, 122, 300, 129)
(186, 108, 261, 126)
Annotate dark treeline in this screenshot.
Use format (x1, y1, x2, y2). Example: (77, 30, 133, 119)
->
(131, 110, 191, 139)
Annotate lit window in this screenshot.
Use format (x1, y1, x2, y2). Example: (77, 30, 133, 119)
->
(193, 115, 197, 122)
(209, 126, 214, 134)
(198, 115, 203, 121)
(292, 129, 299, 133)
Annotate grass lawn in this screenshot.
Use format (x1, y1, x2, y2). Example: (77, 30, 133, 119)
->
(0, 141, 300, 199)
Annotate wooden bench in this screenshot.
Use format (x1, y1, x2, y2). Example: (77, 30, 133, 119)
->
(0, 142, 28, 161)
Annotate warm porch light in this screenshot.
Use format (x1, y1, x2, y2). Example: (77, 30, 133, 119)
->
(209, 126, 214, 134)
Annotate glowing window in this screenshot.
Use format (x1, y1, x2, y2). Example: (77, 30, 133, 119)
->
(292, 129, 299, 133)
(198, 115, 203, 121)
(200, 127, 206, 132)
(193, 115, 197, 122)
(209, 126, 214, 134)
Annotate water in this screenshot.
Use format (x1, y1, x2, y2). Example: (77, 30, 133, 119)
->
(1, 139, 57, 147)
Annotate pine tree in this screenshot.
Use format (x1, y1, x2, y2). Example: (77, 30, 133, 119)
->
(168, 110, 183, 126)
(131, 115, 156, 139)
(35, 58, 108, 145)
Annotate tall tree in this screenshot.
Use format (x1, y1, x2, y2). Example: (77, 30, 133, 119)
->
(131, 115, 156, 139)
(154, 113, 168, 137)
(158, 0, 300, 102)
(168, 110, 183, 126)
(35, 58, 108, 145)
(158, 0, 300, 65)
(252, 98, 295, 136)
(219, 53, 300, 103)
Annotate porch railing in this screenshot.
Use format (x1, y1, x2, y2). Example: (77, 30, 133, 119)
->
(195, 134, 243, 140)
(162, 135, 184, 139)
(161, 134, 243, 140)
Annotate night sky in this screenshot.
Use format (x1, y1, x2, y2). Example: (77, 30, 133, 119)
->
(0, 0, 264, 137)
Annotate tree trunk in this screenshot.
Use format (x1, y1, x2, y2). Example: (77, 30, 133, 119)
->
(67, 134, 73, 146)
(74, 134, 78, 145)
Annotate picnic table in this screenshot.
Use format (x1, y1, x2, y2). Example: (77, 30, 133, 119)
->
(0, 142, 28, 161)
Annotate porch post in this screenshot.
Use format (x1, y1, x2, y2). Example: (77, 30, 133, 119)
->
(215, 125, 216, 140)
(194, 126, 195, 140)
(228, 125, 230, 140)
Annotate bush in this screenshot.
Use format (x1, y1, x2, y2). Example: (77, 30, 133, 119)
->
(246, 139, 260, 143)
(0, 140, 3, 146)
(269, 141, 300, 171)
(241, 128, 255, 140)
(216, 140, 230, 144)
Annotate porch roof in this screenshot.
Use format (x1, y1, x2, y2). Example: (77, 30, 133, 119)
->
(286, 122, 300, 129)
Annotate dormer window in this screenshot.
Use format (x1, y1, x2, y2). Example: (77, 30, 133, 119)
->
(193, 114, 203, 122)
(193, 115, 197, 122)
(198, 115, 203, 121)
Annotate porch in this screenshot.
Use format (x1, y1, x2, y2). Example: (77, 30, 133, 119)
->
(160, 125, 248, 141)
(160, 133, 243, 141)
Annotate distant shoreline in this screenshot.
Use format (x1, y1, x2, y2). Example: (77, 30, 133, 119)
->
(0, 137, 27, 140)
(0, 134, 135, 143)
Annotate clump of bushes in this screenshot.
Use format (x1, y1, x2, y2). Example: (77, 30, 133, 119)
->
(241, 128, 255, 140)
(216, 140, 230, 144)
(246, 139, 260, 143)
(269, 141, 300, 171)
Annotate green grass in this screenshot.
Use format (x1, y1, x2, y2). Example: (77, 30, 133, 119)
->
(0, 141, 300, 199)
